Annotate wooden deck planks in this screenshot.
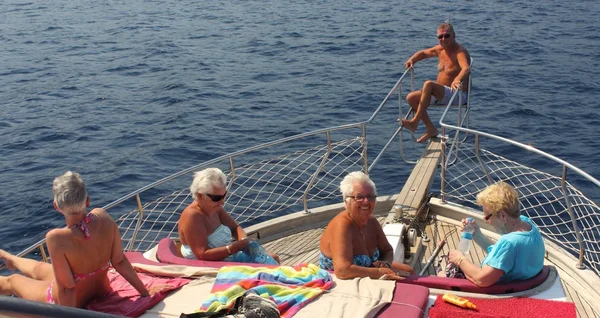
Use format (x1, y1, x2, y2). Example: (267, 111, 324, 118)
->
(563, 279, 599, 318)
(393, 139, 442, 218)
(262, 212, 597, 318)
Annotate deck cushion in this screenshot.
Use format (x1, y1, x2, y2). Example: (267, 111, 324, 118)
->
(155, 237, 280, 268)
(375, 283, 430, 318)
(401, 265, 551, 294)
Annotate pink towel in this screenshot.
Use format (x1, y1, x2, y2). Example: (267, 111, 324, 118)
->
(86, 269, 191, 317)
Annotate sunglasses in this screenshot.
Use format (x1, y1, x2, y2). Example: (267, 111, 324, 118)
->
(437, 33, 452, 39)
(347, 195, 377, 202)
(204, 192, 227, 202)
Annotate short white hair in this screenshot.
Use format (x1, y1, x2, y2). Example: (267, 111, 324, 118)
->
(190, 168, 227, 200)
(339, 171, 377, 200)
(53, 171, 87, 214)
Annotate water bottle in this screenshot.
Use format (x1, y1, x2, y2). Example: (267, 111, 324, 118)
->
(457, 218, 474, 254)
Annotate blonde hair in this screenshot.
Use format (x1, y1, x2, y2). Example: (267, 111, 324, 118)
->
(476, 181, 520, 218)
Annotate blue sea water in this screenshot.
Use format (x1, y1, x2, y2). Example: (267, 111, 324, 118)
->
(1, 0, 599, 253)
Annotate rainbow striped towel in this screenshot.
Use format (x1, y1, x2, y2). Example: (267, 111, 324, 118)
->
(199, 263, 333, 317)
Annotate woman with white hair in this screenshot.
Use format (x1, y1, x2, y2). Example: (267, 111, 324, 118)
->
(0, 171, 150, 307)
(178, 167, 279, 264)
(319, 171, 415, 280)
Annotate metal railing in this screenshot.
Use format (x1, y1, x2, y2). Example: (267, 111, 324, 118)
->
(5, 62, 478, 268)
(6, 69, 416, 262)
(438, 99, 600, 273)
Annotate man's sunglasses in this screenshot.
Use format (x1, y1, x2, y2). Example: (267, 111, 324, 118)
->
(204, 192, 227, 202)
(437, 33, 452, 39)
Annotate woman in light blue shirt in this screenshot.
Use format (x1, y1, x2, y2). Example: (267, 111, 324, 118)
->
(446, 182, 545, 287)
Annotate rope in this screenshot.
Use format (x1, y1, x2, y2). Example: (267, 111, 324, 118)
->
(116, 137, 366, 251)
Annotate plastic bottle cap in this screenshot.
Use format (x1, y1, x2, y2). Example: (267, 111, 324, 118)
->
(467, 217, 473, 222)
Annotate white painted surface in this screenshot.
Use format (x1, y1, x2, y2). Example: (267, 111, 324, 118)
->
(383, 223, 406, 263)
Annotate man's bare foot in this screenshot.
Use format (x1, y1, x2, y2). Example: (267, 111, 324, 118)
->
(0, 250, 16, 271)
(416, 129, 439, 143)
(401, 119, 418, 132)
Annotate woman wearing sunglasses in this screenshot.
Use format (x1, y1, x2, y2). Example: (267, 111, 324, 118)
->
(319, 171, 415, 280)
(178, 168, 279, 264)
(443, 182, 545, 287)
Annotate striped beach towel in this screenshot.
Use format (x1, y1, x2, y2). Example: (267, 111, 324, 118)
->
(198, 263, 333, 318)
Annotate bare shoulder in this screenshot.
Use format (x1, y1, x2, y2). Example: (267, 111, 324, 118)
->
(46, 227, 70, 245)
(457, 43, 470, 57)
(433, 45, 444, 54)
(90, 208, 111, 220)
(89, 208, 118, 231)
(424, 45, 442, 57)
(328, 212, 352, 232)
(179, 204, 205, 226)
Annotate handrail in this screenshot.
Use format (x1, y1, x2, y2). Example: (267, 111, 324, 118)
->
(438, 95, 600, 271)
(103, 121, 366, 211)
(8, 70, 415, 262)
(365, 68, 412, 124)
(438, 118, 600, 189)
(105, 69, 414, 211)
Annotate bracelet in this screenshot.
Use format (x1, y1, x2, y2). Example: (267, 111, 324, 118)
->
(379, 261, 391, 269)
(225, 244, 232, 255)
(456, 256, 466, 267)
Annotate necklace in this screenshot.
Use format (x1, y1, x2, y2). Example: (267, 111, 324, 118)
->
(347, 213, 366, 240)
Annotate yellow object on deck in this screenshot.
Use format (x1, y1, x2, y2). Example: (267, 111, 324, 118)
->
(442, 293, 477, 310)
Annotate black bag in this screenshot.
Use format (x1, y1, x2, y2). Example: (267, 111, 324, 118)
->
(180, 290, 280, 318)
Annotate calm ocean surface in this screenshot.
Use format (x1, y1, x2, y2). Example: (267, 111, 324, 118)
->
(1, 0, 599, 253)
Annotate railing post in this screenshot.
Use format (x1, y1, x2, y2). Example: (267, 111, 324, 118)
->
(441, 127, 447, 203)
(303, 131, 332, 213)
(129, 194, 145, 252)
(562, 165, 586, 269)
(228, 157, 236, 192)
(362, 124, 368, 174)
(39, 245, 48, 263)
(475, 134, 493, 185)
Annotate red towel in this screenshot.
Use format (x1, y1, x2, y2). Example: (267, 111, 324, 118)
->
(428, 294, 576, 318)
(86, 269, 191, 317)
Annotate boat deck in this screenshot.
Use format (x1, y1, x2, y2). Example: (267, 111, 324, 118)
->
(262, 215, 599, 318)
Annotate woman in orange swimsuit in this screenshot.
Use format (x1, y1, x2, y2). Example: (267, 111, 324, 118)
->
(0, 171, 150, 307)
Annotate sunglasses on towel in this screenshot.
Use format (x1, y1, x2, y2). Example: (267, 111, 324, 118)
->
(204, 192, 227, 202)
(437, 33, 452, 39)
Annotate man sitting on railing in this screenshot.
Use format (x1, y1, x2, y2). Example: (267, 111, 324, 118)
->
(401, 22, 471, 143)
(442, 182, 545, 287)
